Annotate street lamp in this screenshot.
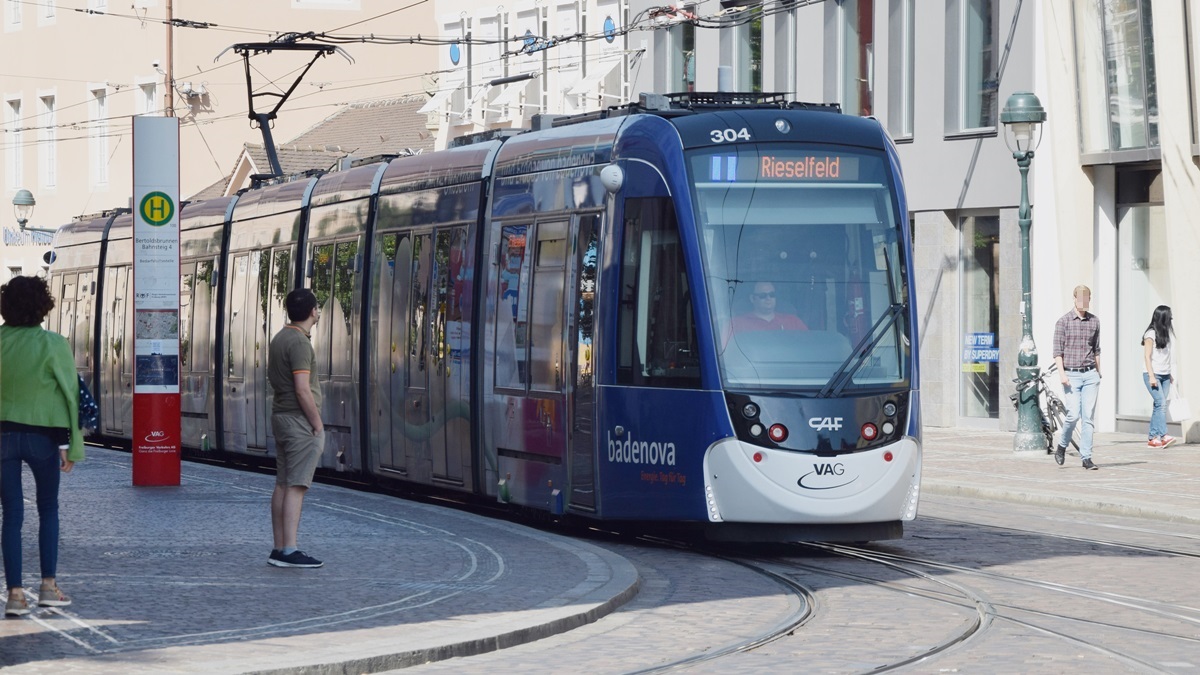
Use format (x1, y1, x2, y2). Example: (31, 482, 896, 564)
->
(11, 189, 57, 236)
(1001, 92, 1048, 454)
(13, 188, 35, 229)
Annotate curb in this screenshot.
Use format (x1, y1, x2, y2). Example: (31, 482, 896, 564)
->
(921, 481, 1200, 526)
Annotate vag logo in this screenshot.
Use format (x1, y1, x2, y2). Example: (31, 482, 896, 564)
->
(808, 416, 844, 431)
(796, 462, 855, 490)
(813, 463, 845, 476)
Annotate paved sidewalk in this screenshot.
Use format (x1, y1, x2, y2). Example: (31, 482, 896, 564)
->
(921, 428, 1200, 525)
(0, 448, 638, 674)
(5, 429, 1197, 673)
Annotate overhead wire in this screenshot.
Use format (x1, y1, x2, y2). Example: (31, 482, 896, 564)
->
(2, 0, 817, 152)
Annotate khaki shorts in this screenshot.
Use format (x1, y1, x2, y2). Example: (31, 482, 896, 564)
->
(271, 413, 324, 487)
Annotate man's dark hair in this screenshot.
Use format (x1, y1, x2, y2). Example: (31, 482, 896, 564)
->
(285, 288, 318, 322)
(0, 275, 55, 326)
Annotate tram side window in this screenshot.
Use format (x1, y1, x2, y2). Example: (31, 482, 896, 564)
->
(311, 243, 334, 377)
(529, 221, 567, 393)
(76, 271, 93, 367)
(495, 224, 531, 390)
(180, 266, 194, 369)
(617, 198, 700, 388)
(331, 240, 357, 378)
(192, 259, 215, 373)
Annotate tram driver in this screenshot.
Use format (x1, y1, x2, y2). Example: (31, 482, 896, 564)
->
(732, 282, 809, 334)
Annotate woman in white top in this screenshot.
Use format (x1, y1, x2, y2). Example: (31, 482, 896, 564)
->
(1142, 305, 1177, 448)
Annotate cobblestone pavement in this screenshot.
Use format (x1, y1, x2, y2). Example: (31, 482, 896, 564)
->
(3, 429, 1197, 673)
(0, 450, 637, 673)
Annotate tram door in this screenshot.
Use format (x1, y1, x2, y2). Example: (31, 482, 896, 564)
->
(377, 231, 409, 473)
(371, 232, 397, 471)
(102, 266, 129, 434)
(567, 215, 598, 510)
(403, 232, 433, 480)
(430, 227, 469, 484)
(245, 250, 270, 450)
(262, 248, 292, 447)
(225, 252, 252, 451)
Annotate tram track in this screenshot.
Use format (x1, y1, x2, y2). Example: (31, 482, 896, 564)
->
(626, 555, 817, 674)
(780, 540, 1199, 673)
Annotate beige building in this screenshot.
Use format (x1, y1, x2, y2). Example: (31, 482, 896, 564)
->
(0, 0, 438, 281)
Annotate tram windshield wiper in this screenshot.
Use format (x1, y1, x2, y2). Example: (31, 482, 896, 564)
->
(818, 303, 905, 398)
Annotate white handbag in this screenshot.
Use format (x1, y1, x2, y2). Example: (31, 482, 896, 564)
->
(1168, 386, 1191, 423)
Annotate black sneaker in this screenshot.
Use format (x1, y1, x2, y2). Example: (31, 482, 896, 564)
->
(1082, 458, 1098, 470)
(269, 550, 323, 568)
(268, 549, 283, 566)
(1054, 445, 1066, 466)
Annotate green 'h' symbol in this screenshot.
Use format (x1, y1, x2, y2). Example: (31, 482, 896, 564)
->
(140, 191, 174, 226)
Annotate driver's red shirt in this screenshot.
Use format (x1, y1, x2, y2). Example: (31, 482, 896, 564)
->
(731, 313, 809, 333)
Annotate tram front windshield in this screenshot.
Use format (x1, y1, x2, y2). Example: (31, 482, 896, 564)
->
(687, 144, 910, 393)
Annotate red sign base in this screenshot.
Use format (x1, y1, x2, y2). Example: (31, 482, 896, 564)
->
(133, 393, 181, 486)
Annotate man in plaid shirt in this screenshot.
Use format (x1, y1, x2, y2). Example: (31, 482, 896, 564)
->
(1052, 285, 1102, 470)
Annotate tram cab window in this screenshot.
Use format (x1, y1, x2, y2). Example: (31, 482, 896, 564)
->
(688, 145, 910, 390)
(616, 198, 701, 388)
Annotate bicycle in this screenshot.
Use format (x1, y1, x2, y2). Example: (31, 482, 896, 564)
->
(1011, 363, 1080, 456)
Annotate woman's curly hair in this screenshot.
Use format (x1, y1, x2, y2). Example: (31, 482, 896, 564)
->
(1, 275, 55, 327)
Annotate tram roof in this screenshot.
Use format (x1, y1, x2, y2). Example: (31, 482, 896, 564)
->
(180, 196, 238, 231)
(232, 176, 319, 222)
(53, 211, 124, 248)
(379, 141, 503, 195)
(310, 162, 388, 206)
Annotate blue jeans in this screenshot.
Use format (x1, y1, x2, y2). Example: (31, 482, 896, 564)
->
(1, 430, 62, 590)
(1143, 373, 1172, 439)
(1061, 369, 1101, 460)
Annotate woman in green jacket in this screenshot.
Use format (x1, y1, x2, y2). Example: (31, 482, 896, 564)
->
(1, 275, 82, 616)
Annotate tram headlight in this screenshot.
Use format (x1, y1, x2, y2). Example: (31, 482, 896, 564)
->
(741, 402, 759, 419)
(774, 119, 791, 134)
(883, 401, 897, 417)
(749, 423, 764, 437)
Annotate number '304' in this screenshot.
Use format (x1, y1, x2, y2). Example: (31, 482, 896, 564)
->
(710, 128, 752, 143)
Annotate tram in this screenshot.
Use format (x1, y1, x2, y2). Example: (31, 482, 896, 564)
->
(47, 92, 920, 541)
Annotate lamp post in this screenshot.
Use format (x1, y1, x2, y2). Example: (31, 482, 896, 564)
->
(1001, 92, 1048, 453)
(12, 189, 57, 237)
(13, 188, 35, 230)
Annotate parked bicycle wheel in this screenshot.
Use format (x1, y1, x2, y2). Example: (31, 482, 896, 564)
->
(1045, 393, 1080, 452)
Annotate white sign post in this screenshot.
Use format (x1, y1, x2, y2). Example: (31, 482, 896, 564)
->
(132, 116, 182, 486)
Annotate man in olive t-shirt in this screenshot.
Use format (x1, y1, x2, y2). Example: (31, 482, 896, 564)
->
(265, 288, 324, 568)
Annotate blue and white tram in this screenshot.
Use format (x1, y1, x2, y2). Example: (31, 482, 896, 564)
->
(47, 93, 919, 542)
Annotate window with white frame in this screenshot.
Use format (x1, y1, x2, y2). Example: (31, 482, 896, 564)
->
(8, 0, 21, 26)
(90, 88, 108, 186)
(1074, 0, 1159, 153)
(952, 0, 998, 131)
(555, 1, 584, 113)
(140, 83, 158, 115)
(88, 0, 107, 9)
(730, 3, 763, 92)
(668, 7, 696, 93)
(840, 0, 873, 115)
(887, 0, 914, 137)
(5, 98, 21, 191)
(42, 0, 54, 19)
(39, 96, 55, 188)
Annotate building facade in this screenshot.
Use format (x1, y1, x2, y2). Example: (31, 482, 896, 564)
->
(0, 0, 439, 280)
(4, 0, 1199, 440)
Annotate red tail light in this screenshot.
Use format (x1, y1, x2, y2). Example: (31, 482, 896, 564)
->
(768, 424, 788, 442)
